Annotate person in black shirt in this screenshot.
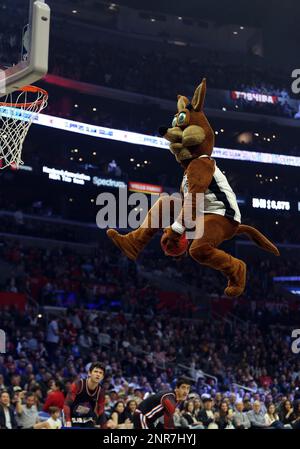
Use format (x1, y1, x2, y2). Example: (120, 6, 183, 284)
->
(124, 400, 138, 424)
(278, 399, 294, 425)
(107, 401, 133, 429)
(134, 377, 191, 429)
(198, 397, 217, 428)
(0, 391, 18, 429)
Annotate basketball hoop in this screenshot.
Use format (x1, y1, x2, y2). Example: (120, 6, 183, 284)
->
(0, 85, 48, 169)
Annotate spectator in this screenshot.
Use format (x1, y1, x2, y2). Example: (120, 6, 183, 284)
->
(0, 375, 6, 391)
(279, 399, 295, 425)
(215, 401, 234, 429)
(106, 401, 133, 429)
(34, 406, 62, 429)
(290, 401, 300, 429)
(181, 400, 204, 429)
(43, 381, 65, 412)
(232, 401, 251, 429)
(193, 397, 203, 420)
(247, 401, 268, 429)
(0, 391, 18, 429)
(198, 397, 218, 429)
(46, 317, 60, 360)
(15, 391, 39, 429)
(173, 407, 189, 428)
(124, 400, 137, 424)
(264, 403, 284, 429)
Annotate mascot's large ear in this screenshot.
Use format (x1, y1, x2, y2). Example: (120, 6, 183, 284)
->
(191, 78, 206, 111)
(177, 95, 189, 112)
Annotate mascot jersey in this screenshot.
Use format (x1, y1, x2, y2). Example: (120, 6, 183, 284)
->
(181, 155, 241, 223)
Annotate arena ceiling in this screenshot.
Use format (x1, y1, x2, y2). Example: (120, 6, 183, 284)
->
(115, 0, 300, 28)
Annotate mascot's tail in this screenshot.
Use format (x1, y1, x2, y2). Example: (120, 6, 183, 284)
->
(236, 224, 280, 256)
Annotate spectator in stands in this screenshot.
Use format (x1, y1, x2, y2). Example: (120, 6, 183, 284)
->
(232, 401, 251, 429)
(215, 401, 234, 429)
(0, 391, 18, 429)
(46, 406, 63, 429)
(124, 400, 137, 424)
(43, 381, 65, 412)
(259, 369, 273, 389)
(106, 401, 133, 429)
(181, 400, 204, 429)
(46, 317, 60, 360)
(0, 374, 6, 391)
(213, 392, 223, 411)
(8, 375, 22, 397)
(247, 401, 268, 429)
(78, 332, 93, 354)
(198, 397, 218, 429)
(279, 399, 295, 425)
(264, 403, 284, 428)
(193, 397, 203, 420)
(290, 401, 300, 429)
(228, 393, 237, 411)
(173, 407, 189, 428)
(15, 391, 39, 429)
(34, 406, 62, 429)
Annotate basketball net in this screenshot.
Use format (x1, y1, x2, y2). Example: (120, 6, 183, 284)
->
(0, 85, 48, 169)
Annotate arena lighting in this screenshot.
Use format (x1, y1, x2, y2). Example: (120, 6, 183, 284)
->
(1, 107, 300, 167)
(15, 165, 33, 172)
(273, 276, 300, 281)
(289, 289, 300, 295)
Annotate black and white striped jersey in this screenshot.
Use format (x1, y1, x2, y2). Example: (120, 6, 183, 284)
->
(181, 155, 241, 223)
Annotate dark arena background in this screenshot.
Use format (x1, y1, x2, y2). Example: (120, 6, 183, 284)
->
(0, 0, 300, 442)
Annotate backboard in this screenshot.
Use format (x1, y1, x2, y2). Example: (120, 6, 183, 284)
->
(0, 0, 50, 97)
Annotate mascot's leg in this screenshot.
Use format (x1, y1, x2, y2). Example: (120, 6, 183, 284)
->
(189, 214, 246, 297)
(107, 196, 181, 261)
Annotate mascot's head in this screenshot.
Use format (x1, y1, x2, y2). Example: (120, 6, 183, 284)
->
(159, 78, 215, 166)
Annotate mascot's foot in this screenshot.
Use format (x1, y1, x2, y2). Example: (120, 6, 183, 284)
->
(106, 229, 140, 261)
(224, 260, 247, 297)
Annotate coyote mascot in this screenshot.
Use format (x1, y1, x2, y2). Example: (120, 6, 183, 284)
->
(107, 79, 279, 297)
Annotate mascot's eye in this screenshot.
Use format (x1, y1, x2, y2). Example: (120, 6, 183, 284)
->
(172, 117, 177, 128)
(177, 112, 186, 125)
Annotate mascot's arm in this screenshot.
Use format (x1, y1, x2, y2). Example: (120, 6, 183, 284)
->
(161, 158, 215, 252)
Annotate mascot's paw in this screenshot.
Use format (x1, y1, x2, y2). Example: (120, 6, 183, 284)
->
(224, 260, 247, 297)
(161, 227, 189, 257)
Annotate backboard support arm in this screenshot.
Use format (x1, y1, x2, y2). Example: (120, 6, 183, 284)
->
(0, 1, 50, 96)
